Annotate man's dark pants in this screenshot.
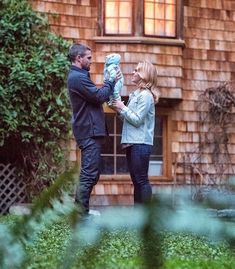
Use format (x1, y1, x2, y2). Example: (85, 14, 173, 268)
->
(75, 137, 104, 214)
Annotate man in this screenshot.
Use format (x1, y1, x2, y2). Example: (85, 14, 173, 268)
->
(67, 43, 118, 216)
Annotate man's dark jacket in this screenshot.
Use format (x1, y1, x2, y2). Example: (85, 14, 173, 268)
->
(67, 65, 115, 141)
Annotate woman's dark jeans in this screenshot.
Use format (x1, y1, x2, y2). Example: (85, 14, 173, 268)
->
(126, 144, 152, 204)
(75, 137, 103, 214)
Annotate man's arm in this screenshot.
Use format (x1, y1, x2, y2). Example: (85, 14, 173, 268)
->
(70, 75, 115, 104)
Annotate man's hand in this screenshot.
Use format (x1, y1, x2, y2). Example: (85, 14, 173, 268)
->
(108, 68, 117, 82)
(115, 66, 122, 82)
(108, 66, 122, 83)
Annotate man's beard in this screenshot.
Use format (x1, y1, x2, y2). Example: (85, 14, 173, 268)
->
(82, 64, 90, 71)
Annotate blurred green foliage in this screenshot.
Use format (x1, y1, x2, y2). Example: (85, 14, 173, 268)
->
(1, 178, 235, 269)
(0, 0, 71, 197)
(1, 214, 235, 269)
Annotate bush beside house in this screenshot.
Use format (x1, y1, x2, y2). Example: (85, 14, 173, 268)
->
(0, 0, 71, 199)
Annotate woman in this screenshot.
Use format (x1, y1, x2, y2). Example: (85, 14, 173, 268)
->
(112, 61, 159, 204)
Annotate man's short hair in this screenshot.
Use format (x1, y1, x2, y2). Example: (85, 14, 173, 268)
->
(68, 43, 91, 63)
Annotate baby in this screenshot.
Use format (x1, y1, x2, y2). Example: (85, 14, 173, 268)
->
(104, 53, 124, 104)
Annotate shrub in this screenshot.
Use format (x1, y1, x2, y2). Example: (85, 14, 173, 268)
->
(0, 0, 71, 197)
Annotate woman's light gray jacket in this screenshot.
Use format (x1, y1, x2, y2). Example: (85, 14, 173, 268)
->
(120, 88, 155, 145)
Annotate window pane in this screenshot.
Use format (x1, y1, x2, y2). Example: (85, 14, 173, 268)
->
(166, 21, 175, 36)
(105, 18, 118, 34)
(100, 156, 114, 174)
(116, 135, 124, 154)
(149, 160, 163, 176)
(105, 114, 114, 134)
(145, 3, 154, 19)
(166, 4, 175, 20)
(117, 157, 129, 173)
(101, 136, 114, 154)
(119, 2, 132, 17)
(105, 2, 118, 17)
(155, 116, 163, 136)
(152, 137, 163, 156)
(145, 19, 155, 35)
(116, 117, 123, 134)
(155, 3, 164, 19)
(155, 20, 165, 36)
(119, 18, 132, 34)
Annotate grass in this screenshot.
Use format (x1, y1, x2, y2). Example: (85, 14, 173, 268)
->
(1, 214, 235, 269)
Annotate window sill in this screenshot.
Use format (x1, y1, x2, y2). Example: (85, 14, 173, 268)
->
(100, 174, 173, 182)
(93, 36, 185, 47)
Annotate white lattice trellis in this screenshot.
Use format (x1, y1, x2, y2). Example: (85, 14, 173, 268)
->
(0, 163, 27, 214)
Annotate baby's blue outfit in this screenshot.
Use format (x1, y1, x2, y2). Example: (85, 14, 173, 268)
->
(104, 53, 124, 102)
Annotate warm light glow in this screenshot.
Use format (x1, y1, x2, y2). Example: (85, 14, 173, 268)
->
(105, 0, 132, 35)
(119, 2, 132, 17)
(119, 19, 132, 34)
(106, 18, 119, 34)
(145, 3, 154, 18)
(144, 0, 176, 36)
(105, 2, 118, 17)
(165, 0, 175, 3)
(155, 3, 164, 19)
(145, 19, 155, 35)
(104, 0, 176, 37)
(165, 21, 175, 36)
(155, 20, 165, 35)
(166, 3, 175, 20)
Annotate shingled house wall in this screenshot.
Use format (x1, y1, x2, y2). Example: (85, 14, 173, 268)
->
(30, 0, 235, 206)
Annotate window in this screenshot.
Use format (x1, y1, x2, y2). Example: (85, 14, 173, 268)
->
(102, 0, 182, 38)
(100, 111, 171, 179)
(144, 0, 176, 37)
(100, 113, 128, 175)
(149, 115, 164, 176)
(104, 0, 133, 35)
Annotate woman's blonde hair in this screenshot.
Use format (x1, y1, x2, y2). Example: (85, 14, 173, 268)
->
(136, 60, 160, 104)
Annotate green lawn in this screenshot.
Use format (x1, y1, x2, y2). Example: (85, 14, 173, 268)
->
(1, 214, 235, 269)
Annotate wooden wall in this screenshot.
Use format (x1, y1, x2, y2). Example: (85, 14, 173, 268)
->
(176, 0, 235, 183)
(30, 0, 235, 206)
